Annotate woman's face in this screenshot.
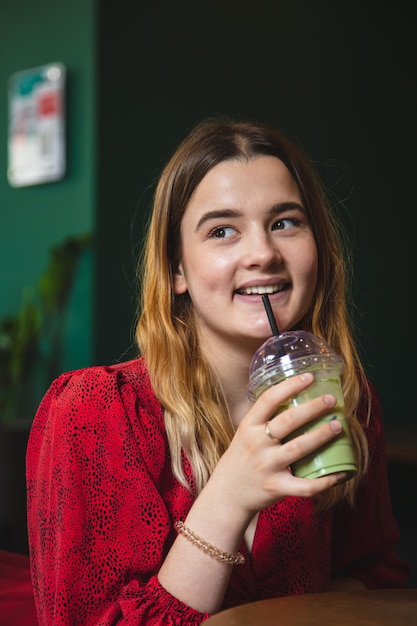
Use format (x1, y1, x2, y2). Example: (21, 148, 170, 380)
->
(174, 156, 318, 352)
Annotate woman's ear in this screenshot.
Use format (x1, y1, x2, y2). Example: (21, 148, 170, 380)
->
(173, 263, 188, 294)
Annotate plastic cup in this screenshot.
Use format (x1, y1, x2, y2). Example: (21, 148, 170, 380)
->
(248, 330, 357, 480)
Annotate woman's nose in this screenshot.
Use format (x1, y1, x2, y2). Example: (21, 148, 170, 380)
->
(242, 232, 282, 268)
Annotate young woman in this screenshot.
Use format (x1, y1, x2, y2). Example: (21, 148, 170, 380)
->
(26, 117, 409, 625)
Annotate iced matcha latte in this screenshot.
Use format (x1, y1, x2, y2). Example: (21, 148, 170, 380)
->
(248, 331, 357, 480)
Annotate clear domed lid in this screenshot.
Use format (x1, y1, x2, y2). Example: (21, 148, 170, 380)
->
(248, 330, 344, 400)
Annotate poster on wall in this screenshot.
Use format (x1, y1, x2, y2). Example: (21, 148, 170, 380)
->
(7, 63, 66, 187)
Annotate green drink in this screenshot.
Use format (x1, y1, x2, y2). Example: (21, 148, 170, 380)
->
(248, 331, 357, 480)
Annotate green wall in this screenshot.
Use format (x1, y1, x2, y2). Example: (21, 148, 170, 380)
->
(0, 0, 96, 552)
(0, 0, 96, 375)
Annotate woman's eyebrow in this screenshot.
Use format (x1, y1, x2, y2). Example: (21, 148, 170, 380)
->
(195, 202, 304, 232)
(195, 209, 241, 232)
(268, 202, 304, 215)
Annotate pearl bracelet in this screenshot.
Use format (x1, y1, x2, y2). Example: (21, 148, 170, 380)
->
(175, 521, 245, 566)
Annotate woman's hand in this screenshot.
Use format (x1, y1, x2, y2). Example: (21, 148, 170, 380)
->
(211, 372, 345, 517)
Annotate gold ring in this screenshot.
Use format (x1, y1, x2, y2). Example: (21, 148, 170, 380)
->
(265, 421, 281, 444)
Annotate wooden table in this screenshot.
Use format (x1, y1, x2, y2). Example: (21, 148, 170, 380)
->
(204, 588, 417, 625)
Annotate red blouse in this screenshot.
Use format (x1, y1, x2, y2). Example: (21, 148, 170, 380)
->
(26, 359, 409, 625)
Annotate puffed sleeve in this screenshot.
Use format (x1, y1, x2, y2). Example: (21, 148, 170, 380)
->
(26, 362, 211, 625)
(330, 381, 410, 588)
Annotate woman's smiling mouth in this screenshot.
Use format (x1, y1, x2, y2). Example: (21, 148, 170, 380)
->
(236, 283, 289, 295)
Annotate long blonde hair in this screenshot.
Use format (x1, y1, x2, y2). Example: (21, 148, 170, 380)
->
(136, 117, 370, 510)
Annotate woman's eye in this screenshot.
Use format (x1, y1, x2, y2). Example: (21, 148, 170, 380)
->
(209, 226, 236, 239)
(272, 217, 300, 231)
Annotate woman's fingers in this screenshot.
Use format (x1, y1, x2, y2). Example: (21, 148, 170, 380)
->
(249, 372, 315, 426)
(266, 469, 347, 500)
(265, 393, 340, 444)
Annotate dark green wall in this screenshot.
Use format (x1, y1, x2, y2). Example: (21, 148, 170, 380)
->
(96, 1, 416, 443)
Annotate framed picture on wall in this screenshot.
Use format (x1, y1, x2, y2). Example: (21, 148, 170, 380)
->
(7, 62, 66, 187)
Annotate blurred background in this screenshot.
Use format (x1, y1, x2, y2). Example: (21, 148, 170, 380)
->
(0, 0, 415, 584)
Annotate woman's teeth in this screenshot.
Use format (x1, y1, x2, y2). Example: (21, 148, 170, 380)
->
(238, 284, 284, 295)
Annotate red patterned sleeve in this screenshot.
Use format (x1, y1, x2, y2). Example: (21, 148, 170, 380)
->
(331, 381, 410, 587)
(26, 363, 210, 625)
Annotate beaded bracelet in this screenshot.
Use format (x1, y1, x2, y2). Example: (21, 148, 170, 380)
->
(175, 521, 245, 566)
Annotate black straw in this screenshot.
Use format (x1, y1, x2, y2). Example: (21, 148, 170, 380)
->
(262, 294, 280, 336)
(262, 294, 287, 356)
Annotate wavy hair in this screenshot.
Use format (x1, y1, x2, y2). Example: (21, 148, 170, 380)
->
(136, 116, 370, 510)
